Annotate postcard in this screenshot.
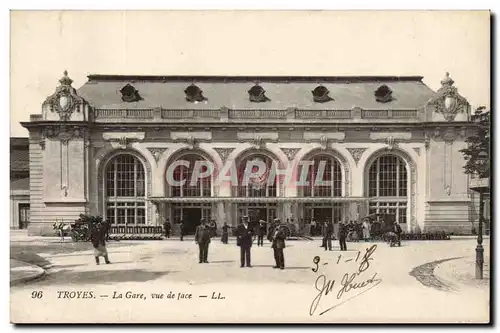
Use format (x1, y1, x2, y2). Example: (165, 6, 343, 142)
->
(9, 10, 491, 324)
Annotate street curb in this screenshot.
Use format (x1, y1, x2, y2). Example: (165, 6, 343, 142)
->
(10, 260, 46, 286)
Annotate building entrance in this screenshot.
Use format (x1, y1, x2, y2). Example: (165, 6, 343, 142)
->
(237, 203, 277, 229)
(172, 203, 211, 235)
(303, 203, 343, 236)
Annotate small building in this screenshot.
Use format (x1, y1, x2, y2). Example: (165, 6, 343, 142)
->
(10, 137, 30, 229)
(20, 71, 479, 236)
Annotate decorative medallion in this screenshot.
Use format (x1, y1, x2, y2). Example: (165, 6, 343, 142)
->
(148, 148, 168, 163)
(428, 72, 468, 121)
(43, 71, 85, 121)
(280, 148, 301, 161)
(346, 148, 367, 165)
(214, 148, 235, 163)
(412, 147, 421, 156)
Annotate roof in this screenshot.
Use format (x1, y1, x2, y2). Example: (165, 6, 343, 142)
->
(10, 177, 29, 191)
(77, 75, 437, 110)
(10, 138, 29, 172)
(10, 137, 29, 147)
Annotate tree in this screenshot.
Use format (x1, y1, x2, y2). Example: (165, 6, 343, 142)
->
(459, 106, 490, 178)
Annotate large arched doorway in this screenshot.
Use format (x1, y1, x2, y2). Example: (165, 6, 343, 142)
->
(104, 153, 147, 225)
(166, 152, 213, 234)
(234, 152, 278, 225)
(366, 154, 408, 224)
(298, 153, 344, 234)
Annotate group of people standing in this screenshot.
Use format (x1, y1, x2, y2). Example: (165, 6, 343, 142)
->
(319, 220, 348, 251)
(192, 216, 287, 270)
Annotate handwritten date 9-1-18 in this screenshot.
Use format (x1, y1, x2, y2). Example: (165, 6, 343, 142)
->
(309, 244, 382, 316)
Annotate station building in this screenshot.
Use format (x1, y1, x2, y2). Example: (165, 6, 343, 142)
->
(21, 71, 477, 235)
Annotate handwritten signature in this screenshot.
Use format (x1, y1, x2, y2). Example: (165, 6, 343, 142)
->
(309, 244, 382, 316)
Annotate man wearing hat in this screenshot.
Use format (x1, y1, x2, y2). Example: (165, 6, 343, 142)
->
(271, 225, 286, 269)
(236, 216, 254, 267)
(195, 219, 211, 263)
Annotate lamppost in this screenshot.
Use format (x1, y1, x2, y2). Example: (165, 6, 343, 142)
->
(474, 150, 488, 279)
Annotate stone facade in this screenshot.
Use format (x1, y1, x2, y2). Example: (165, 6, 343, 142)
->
(21, 72, 476, 235)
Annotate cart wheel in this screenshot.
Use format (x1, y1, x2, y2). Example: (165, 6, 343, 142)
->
(71, 233, 78, 242)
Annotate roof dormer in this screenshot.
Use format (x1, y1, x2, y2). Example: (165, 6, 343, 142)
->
(184, 84, 207, 103)
(248, 84, 270, 103)
(120, 84, 142, 102)
(374, 84, 394, 103)
(312, 85, 333, 103)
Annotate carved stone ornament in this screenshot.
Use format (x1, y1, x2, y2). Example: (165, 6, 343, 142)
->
(386, 136, 397, 150)
(424, 132, 431, 150)
(43, 125, 86, 145)
(319, 135, 329, 150)
(39, 138, 46, 150)
(412, 147, 421, 156)
(346, 148, 367, 165)
(433, 127, 458, 144)
(43, 70, 84, 121)
(148, 148, 168, 163)
(428, 72, 468, 121)
(186, 136, 197, 150)
(214, 148, 235, 163)
(280, 148, 301, 161)
(252, 136, 264, 149)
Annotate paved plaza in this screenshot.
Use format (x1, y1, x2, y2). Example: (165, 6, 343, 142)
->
(10, 233, 490, 323)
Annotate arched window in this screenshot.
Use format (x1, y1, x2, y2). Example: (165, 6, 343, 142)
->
(367, 154, 408, 224)
(105, 154, 146, 225)
(300, 155, 342, 197)
(236, 154, 277, 197)
(170, 154, 211, 197)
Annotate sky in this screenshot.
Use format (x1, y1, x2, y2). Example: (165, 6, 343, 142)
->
(9, 10, 490, 137)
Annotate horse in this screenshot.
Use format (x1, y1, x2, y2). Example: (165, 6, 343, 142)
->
(52, 222, 71, 242)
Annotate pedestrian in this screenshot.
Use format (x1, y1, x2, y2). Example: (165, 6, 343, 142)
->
(338, 221, 347, 251)
(271, 225, 286, 269)
(90, 220, 111, 265)
(195, 219, 211, 263)
(179, 220, 185, 241)
(322, 220, 333, 251)
(362, 218, 371, 241)
(209, 219, 217, 238)
(236, 216, 254, 268)
(221, 222, 231, 244)
(163, 218, 171, 239)
(257, 220, 266, 246)
(393, 222, 403, 245)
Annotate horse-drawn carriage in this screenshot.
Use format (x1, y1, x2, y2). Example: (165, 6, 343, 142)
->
(363, 213, 401, 246)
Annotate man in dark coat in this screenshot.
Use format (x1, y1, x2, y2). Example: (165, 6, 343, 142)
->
(221, 222, 231, 244)
(338, 221, 348, 251)
(90, 221, 110, 265)
(322, 220, 333, 251)
(393, 222, 403, 244)
(195, 219, 211, 263)
(257, 220, 267, 246)
(236, 216, 254, 268)
(163, 218, 171, 239)
(271, 225, 286, 269)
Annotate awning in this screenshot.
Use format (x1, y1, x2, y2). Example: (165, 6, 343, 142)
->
(149, 196, 369, 204)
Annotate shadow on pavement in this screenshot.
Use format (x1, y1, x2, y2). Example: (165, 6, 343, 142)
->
(30, 269, 176, 286)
